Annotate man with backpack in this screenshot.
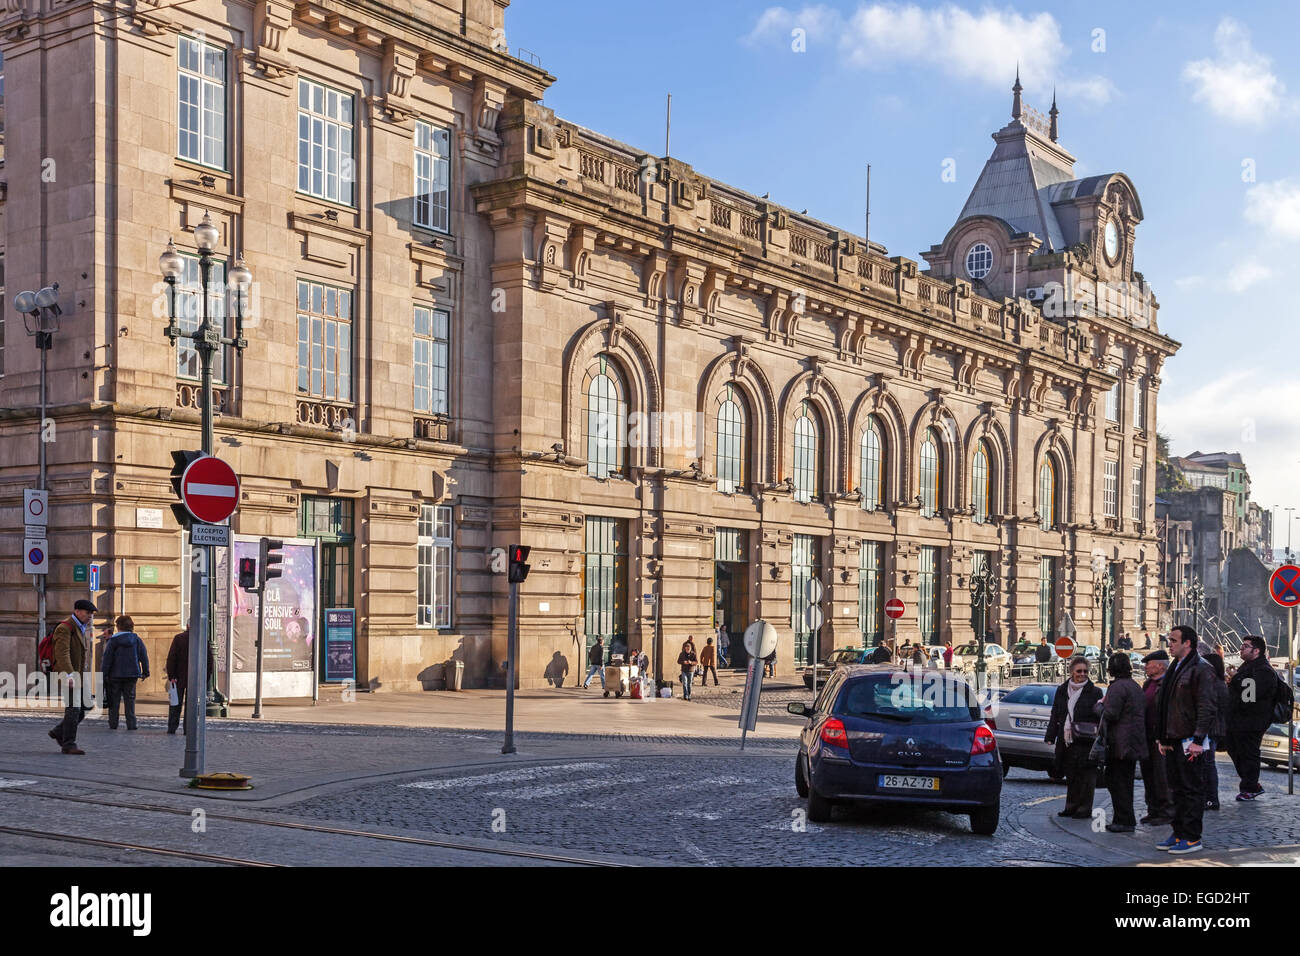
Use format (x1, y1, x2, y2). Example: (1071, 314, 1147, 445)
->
(1227, 635, 1282, 801)
(48, 599, 96, 755)
(102, 615, 150, 731)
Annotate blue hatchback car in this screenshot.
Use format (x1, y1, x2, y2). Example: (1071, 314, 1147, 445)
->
(789, 665, 1002, 834)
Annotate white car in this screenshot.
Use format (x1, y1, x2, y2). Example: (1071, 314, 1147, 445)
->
(951, 643, 1012, 675)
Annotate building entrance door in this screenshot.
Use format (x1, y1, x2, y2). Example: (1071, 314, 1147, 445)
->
(714, 561, 749, 667)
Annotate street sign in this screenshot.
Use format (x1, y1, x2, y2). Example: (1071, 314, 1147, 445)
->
(804, 578, 824, 604)
(24, 525, 47, 538)
(804, 605, 824, 630)
(191, 523, 231, 547)
(24, 489, 48, 525)
(73, 564, 87, 583)
(885, 598, 906, 620)
(180, 455, 240, 524)
(138, 565, 159, 585)
(743, 619, 778, 659)
(89, 565, 100, 592)
(1269, 564, 1300, 608)
(24, 540, 48, 575)
(1055, 636, 1076, 659)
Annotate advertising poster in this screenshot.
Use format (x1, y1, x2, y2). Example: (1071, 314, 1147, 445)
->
(324, 608, 356, 683)
(231, 540, 317, 674)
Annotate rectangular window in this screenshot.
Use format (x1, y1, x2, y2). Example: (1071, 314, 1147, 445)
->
(791, 534, 822, 666)
(175, 254, 227, 382)
(296, 279, 352, 402)
(297, 77, 354, 205)
(414, 121, 451, 232)
(177, 36, 226, 168)
(1130, 464, 1143, 520)
(918, 546, 939, 645)
(1135, 565, 1146, 627)
(583, 517, 628, 661)
(714, 528, 744, 563)
(417, 504, 453, 628)
(1132, 380, 1146, 431)
(1104, 460, 1119, 518)
(413, 306, 449, 415)
(858, 541, 883, 646)
(1038, 557, 1056, 640)
(1106, 365, 1121, 422)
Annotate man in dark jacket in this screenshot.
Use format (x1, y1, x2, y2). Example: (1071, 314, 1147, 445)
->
(1101, 653, 1147, 832)
(870, 644, 891, 664)
(1153, 625, 1218, 854)
(1226, 635, 1277, 800)
(1139, 650, 1174, 825)
(1035, 638, 1053, 663)
(165, 628, 213, 735)
(49, 599, 96, 754)
(102, 615, 150, 731)
(582, 638, 606, 690)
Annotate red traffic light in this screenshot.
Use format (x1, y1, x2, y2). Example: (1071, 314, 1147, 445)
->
(510, 545, 531, 563)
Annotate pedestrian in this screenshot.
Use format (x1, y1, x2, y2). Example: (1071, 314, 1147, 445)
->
(870, 643, 891, 664)
(1044, 655, 1103, 819)
(1138, 651, 1175, 826)
(700, 637, 719, 686)
(678, 639, 698, 700)
(1100, 652, 1146, 832)
(1158, 632, 1168, 650)
(943, 641, 954, 669)
(763, 648, 776, 678)
(582, 637, 606, 690)
(898, 640, 913, 662)
(1035, 637, 1053, 663)
(717, 624, 730, 667)
(1201, 650, 1229, 811)
(164, 628, 215, 735)
(102, 615, 150, 731)
(1144, 631, 1151, 649)
(48, 599, 96, 755)
(911, 644, 925, 667)
(1153, 625, 1218, 854)
(1226, 635, 1277, 801)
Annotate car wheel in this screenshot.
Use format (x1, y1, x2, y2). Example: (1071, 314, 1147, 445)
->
(970, 804, 999, 835)
(795, 753, 810, 797)
(807, 784, 833, 823)
(1001, 762, 1011, 779)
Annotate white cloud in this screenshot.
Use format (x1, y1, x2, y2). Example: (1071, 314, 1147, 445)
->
(1225, 261, 1272, 292)
(1173, 275, 1207, 290)
(1244, 179, 1300, 241)
(1182, 18, 1287, 125)
(744, 4, 1114, 105)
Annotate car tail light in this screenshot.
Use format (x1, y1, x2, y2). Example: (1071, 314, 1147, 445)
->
(820, 718, 849, 749)
(1292, 737, 1298, 753)
(971, 723, 997, 755)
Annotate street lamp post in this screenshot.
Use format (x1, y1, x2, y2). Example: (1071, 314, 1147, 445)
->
(968, 557, 998, 690)
(160, 213, 252, 734)
(14, 285, 63, 664)
(1093, 561, 1114, 675)
(1187, 576, 1205, 636)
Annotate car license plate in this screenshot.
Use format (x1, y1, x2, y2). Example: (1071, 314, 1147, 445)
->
(1015, 718, 1048, 730)
(878, 774, 939, 791)
(1264, 739, 1281, 749)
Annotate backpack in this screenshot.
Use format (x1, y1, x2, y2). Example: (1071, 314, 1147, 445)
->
(1272, 671, 1296, 724)
(37, 618, 72, 674)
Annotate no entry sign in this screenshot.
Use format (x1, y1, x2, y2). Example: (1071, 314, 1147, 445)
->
(1055, 636, 1076, 659)
(1269, 564, 1300, 608)
(181, 455, 240, 524)
(885, 598, 906, 620)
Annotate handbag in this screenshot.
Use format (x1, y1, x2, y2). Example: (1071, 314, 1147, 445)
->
(167, 680, 180, 707)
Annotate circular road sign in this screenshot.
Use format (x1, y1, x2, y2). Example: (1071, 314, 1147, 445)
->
(1269, 564, 1300, 608)
(181, 455, 240, 524)
(743, 620, 778, 659)
(1055, 636, 1076, 659)
(885, 598, 906, 620)
(27, 545, 45, 565)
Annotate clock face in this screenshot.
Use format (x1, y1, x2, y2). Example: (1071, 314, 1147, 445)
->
(1104, 220, 1120, 261)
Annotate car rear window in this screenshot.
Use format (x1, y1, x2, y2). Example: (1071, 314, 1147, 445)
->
(1001, 685, 1056, 706)
(835, 674, 979, 723)
(831, 649, 861, 664)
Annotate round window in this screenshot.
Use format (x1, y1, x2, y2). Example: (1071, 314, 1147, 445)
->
(965, 242, 993, 280)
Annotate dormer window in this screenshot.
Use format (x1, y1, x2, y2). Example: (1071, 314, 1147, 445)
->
(965, 242, 993, 280)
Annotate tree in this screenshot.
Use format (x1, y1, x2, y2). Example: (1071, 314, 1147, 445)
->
(1155, 431, 1190, 494)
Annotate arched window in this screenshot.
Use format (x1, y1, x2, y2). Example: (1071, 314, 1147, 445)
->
(971, 442, 990, 524)
(860, 417, 883, 511)
(715, 385, 747, 494)
(792, 401, 820, 503)
(919, 428, 941, 518)
(1039, 458, 1057, 531)
(584, 357, 626, 478)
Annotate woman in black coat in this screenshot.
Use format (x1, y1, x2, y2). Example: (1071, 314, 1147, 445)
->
(1100, 653, 1147, 832)
(1044, 655, 1104, 818)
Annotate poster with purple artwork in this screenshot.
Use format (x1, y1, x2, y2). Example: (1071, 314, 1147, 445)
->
(231, 540, 317, 673)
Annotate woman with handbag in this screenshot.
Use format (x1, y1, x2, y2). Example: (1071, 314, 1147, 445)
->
(1044, 655, 1104, 819)
(1100, 652, 1147, 832)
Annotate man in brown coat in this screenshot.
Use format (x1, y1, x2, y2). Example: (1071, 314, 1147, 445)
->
(165, 628, 214, 735)
(699, 637, 719, 686)
(48, 599, 96, 754)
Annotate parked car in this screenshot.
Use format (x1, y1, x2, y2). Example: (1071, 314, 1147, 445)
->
(1261, 723, 1300, 770)
(951, 643, 1012, 676)
(802, 646, 876, 689)
(986, 681, 1107, 778)
(789, 665, 1002, 834)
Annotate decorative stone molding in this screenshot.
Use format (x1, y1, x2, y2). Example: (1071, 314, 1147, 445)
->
(249, 0, 294, 78)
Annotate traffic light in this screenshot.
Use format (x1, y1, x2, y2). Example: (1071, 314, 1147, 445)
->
(259, 538, 284, 590)
(238, 557, 258, 592)
(508, 544, 531, 583)
(169, 449, 203, 528)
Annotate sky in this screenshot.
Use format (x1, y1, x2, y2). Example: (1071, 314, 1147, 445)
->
(509, 0, 1300, 555)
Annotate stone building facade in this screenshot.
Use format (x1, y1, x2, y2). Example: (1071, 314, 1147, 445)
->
(0, 1, 1179, 691)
